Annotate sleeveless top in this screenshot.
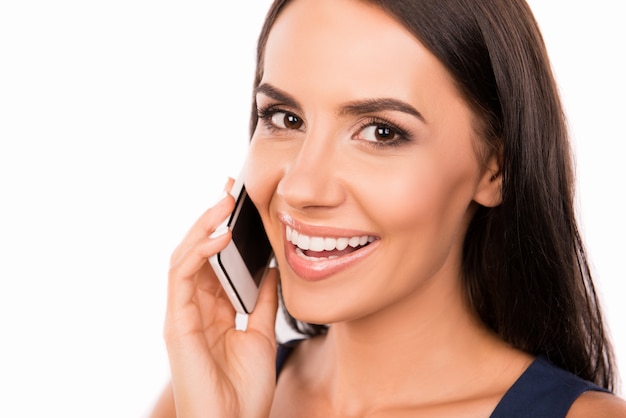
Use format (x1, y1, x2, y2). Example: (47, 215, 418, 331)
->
(275, 341, 610, 418)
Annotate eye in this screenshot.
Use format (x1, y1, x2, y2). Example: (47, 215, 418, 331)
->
(270, 111, 303, 130)
(352, 118, 413, 148)
(357, 123, 398, 143)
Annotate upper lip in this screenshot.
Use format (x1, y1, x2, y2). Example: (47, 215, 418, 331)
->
(278, 211, 379, 239)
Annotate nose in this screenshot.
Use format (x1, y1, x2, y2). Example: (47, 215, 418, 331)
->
(277, 128, 346, 212)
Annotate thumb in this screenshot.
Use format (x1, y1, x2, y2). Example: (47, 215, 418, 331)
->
(246, 267, 279, 340)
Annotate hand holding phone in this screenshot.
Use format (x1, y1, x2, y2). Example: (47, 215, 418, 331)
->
(163, 180, 279, 418)
(209, 177, 274, 314)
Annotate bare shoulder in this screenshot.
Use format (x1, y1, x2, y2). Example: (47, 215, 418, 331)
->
(567, 390, 626, 417)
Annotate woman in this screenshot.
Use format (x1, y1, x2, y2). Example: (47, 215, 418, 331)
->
(152, 0, 626, 416)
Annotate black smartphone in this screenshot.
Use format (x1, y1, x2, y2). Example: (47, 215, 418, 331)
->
(209, 177, 274, 314)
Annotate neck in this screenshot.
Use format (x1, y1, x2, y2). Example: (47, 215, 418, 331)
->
(309, 273, 511, 414)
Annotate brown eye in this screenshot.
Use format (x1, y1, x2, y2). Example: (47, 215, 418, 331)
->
(284, 113, 303, 129)
(375, 126, 395, 141)
(270, 111, 303, 130)
(359, 124, 397, 142)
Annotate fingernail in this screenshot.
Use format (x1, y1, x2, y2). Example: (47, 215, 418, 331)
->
(210, 225, 230, 239)
(224, 177, 235, 190)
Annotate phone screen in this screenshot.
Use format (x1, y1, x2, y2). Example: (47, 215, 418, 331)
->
(230, 190, 273, 287)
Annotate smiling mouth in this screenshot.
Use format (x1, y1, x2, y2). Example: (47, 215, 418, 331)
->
(286, 225, 378, 260)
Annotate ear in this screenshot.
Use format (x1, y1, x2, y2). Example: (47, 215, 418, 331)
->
(473, 150, 502, 207)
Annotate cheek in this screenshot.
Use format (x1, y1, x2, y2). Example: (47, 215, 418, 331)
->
(360, 163, 446, 222)
(360, 155, 477, 250)
(242, 139, 282, 212)
(242, 137, 297, 259)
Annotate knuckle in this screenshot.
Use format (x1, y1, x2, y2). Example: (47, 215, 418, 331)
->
(162, 320, 178, 344)
(168, 262, 183, 279)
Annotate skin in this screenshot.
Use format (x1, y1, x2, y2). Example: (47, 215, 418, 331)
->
(161, 185, 280, 418)
(246, 0, 524, 416)
(152, 0, 626, 416)
(246, 0, 502, 328)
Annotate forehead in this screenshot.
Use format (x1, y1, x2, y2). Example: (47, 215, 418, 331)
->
(261, 0, 457, 107)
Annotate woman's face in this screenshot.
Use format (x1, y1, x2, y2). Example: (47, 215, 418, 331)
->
(245, 0, 499, 324)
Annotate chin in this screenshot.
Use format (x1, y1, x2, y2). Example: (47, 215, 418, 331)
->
(281, 289, 368, 327)
(283, 297, 330, 326)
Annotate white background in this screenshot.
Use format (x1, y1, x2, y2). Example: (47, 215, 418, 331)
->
(0, 1, 624, 417)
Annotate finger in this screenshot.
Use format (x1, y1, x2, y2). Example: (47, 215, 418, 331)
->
(223, 177, 235, 193)
(167, 229, 232, 316)
(170, 176, 234, 264)
(246, 267, 279, 341)
(170, 192, 235, 265)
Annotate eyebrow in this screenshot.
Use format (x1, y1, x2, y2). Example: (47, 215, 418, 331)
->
(255, 83, 303, 111)
(340, 98, 425, 122)
(255, 83, 425, 123)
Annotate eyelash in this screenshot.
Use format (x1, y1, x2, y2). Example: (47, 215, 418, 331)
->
(354, 117, 412, 149)
(256, 105, 413, 149)
(257, 105, 300, 134)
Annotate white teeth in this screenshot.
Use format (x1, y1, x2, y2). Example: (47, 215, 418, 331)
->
(309, 237, 325, 252)
(336, 237, 349, 251)
(286, 225, 375, 252)
(324, 237, 336, 251)
(296, 247, 340, 261)
(297, 234, 310, 250)
(286, 226, 295, 243)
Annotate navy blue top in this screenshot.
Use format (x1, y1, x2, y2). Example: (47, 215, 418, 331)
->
(276, 341, 610, 417)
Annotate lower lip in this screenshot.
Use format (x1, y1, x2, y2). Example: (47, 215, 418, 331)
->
(283, 238, 380, 281)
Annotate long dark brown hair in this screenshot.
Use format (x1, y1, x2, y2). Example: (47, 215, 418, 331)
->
(250, 0, 616, 390)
